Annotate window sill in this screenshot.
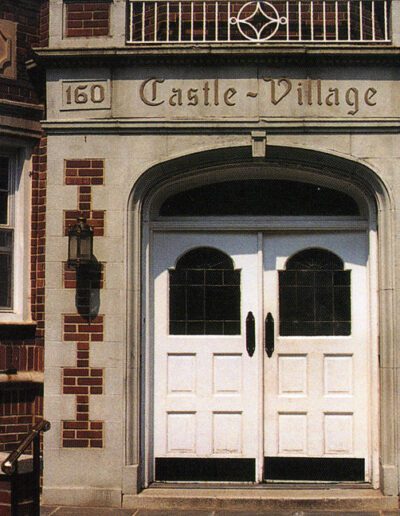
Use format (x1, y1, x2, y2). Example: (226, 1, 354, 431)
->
(0, 322, 37, 339)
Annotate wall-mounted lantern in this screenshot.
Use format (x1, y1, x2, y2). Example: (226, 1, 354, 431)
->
(67, 217, 94, 268)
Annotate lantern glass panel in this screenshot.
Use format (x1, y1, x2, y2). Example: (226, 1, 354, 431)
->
(68, 234, 79, 263)
(79, 234, 92, 261)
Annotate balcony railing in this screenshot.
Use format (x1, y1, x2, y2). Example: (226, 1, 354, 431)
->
(127, 0, 390, 45)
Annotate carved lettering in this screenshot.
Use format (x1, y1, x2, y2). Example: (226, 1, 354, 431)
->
(365, 88, 377, 106)
(224, 87, 237, 106)
(139, 77, 165, 106)
(263, 78, 292, 105)
(326, 88, 340, 106)
(138, 78, 237, 107)
(62, 80, 110, 111)
(91, 84, 105, 104)
(297, 82, 304, 106)
(345, 87, 359, 115)
(203, 81, 210, 106)
(187, 88, 199, 106)
(137, 77, 380, 117)
(169, 88, 183, 106)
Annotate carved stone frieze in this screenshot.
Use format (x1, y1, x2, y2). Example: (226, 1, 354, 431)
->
(0, 20, 17, 80)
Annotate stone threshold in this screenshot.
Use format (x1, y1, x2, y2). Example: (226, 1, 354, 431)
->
(123, 487, 399, 511)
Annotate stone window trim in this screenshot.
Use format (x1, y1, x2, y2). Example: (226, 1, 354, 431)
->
(0, 147, 29, 323)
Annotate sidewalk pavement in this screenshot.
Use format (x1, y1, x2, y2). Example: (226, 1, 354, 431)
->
(41, 508, 400, 515)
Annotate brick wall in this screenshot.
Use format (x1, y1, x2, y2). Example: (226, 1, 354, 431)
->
(0, 386, 43, 453)
(0, 0, 48, 104)
(0, 470, 38, 515)
(0, 136, 47, 451)
(65, 1, 111, 38)
(39, 0, 50, 47)
(0, 0, 47, 452)
(31, 137, 47, 341)
(64, 159, 105, 237)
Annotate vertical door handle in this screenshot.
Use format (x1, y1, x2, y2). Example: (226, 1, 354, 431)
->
(265, 313, 274, 358)
(246, 312, 255, 357)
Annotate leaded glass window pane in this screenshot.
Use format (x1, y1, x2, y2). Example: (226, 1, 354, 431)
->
(169, 247, 241, 335)
(279, 249, 351, 336)
(0, 230, 13, 309)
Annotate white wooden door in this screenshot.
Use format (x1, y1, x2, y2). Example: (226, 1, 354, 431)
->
(152, 232, 262, 482)
(263, 232, 370, 482)
(151, 230, 371, 483)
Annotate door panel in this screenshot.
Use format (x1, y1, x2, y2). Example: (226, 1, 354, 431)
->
(151, 230, 371, 483)
(152, 232, 261, 481)
(263, 232, 369, 481)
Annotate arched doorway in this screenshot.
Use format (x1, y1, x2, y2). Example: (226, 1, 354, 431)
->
(127, 147, 395, 493)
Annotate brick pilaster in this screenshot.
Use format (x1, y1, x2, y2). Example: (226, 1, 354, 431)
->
(62, 158, 106, 448)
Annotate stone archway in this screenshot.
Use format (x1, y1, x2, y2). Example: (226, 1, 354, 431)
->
(126, 145, 397, 495)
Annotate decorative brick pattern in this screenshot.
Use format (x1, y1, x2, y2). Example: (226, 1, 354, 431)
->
(62, 315, 104, 448)
(62, 159, 106, 448)
(65, 1, 111, 38)
(64, 159, 105, 237)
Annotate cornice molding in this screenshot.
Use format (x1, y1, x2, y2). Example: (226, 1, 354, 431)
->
(34, 45, 400, 67)
(42, 118, 400, 135)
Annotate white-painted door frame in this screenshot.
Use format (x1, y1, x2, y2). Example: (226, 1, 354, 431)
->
(142, 216, 379, 488)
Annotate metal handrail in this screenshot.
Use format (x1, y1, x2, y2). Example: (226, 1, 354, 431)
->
(1, 420, 50, 475)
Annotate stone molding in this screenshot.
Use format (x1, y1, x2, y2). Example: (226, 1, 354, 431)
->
(0, 20, 17, 80)
(126, 145, 398, 496)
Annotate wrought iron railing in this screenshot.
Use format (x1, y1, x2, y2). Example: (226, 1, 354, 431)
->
(127, 0, 390, 44)
(1, 420, 51, 516)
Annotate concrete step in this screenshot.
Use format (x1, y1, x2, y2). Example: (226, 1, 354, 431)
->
(123, 487, 399, 512)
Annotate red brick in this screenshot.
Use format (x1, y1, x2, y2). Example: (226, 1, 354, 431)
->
(77, 377, 103, 386)
(63, 368, 89, 377)
(76, 430, 103, 439)
(63, 421, 89, 430)
(63, 386, 88, 395)
(90, 440, 103, 448)
(63, 439, 89, 448)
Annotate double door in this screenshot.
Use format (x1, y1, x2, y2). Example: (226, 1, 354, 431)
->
(151, 230, 370, 483)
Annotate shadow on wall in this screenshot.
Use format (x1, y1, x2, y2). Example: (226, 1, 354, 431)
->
(75, 258, 102, 320)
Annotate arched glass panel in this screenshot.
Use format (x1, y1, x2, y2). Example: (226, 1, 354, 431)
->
(169, 247, 240, 335)
(160, 180, 360, 216)
(279, 248, 351, 336)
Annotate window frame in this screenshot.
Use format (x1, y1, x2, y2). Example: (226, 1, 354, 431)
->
(0, 148, 29, 322)
(278, 248, 352, 337)
(169, 247, 242, 335)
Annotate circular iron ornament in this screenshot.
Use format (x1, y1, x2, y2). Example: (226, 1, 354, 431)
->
(229, 1, 287, 42)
